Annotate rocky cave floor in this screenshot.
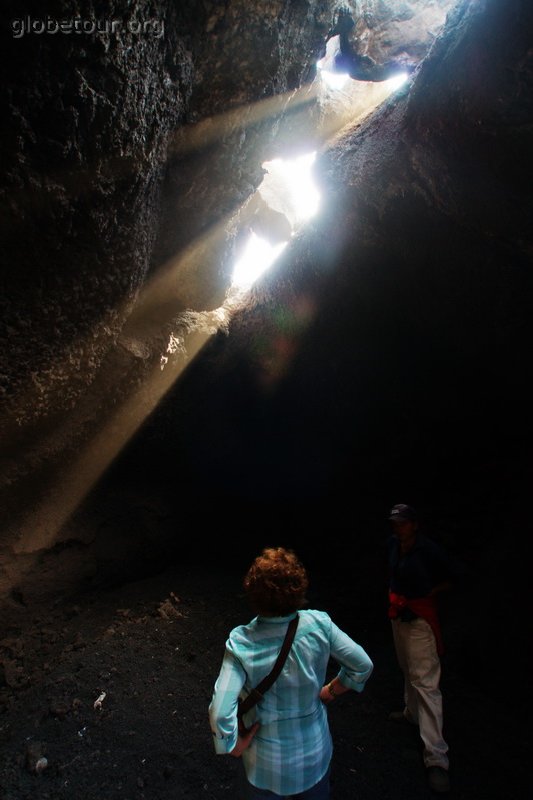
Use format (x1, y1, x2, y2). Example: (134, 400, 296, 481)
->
(0, 559, 529, 800)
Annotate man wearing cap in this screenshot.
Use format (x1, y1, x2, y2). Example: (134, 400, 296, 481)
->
(387, 504, 454, 794)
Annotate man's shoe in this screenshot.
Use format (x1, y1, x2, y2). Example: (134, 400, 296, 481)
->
(427, 766, 450, 793)
(387, 710, 417, 725)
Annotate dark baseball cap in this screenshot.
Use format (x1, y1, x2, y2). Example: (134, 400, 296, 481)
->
(388, 503, 418, 522)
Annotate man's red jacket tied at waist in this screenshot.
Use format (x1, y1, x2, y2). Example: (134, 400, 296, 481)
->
(388, 591, 444, 656)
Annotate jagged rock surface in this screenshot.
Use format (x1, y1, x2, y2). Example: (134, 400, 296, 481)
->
(0, 0, 338, 549)
(3, 0, 528, 604)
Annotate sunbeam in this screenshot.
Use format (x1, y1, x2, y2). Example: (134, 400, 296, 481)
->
(8, 59, 416, 552)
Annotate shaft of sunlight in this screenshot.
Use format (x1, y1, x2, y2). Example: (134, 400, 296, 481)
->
(232, 232, 288, 289)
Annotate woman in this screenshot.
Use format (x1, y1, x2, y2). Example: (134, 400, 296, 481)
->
(209, 547, 373, 799)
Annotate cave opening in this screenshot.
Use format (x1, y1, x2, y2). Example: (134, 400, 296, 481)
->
(230, 51, 415, 294)
(232, 231, 288, 289)
(317, 34, 410, 93)
(232, 151, 319, 289)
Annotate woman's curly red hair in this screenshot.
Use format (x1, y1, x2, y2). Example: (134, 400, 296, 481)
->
(244, 547, 308, 616)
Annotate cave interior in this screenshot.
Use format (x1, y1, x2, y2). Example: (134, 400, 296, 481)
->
(1, 0, 533, 796)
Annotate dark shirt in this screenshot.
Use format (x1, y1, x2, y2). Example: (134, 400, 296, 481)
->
(388, 534, 456, 600)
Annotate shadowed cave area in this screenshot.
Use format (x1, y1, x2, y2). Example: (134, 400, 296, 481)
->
(1, 1, 532, 798)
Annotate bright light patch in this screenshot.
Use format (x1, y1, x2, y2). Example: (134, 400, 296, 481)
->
(386, 71, 410, 91)
(317, 64, 350, 91)
(260, 152, 320, 226)
(232, 152, 320, 288)
(316, 34, 350, 91)
(232, 232, 288, 289)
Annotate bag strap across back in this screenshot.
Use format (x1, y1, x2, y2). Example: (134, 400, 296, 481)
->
(238, 613, 299, 718)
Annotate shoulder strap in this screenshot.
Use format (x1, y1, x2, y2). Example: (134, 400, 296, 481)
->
(238, 613, 299, 717)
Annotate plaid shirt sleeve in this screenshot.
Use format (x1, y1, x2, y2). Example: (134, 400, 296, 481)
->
(208, 646, 246, 754)
(330, 620, 374, 692)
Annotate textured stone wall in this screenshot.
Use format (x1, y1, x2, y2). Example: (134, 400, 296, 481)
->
(352, 0, 457, 62)
(0, 0, 338, 536)
(1, 0, 191, 431)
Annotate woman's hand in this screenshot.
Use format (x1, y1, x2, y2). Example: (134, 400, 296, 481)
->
(320, 678, 350, 704)
(320, 684, 335, 704)
(230, 722, 260, 757)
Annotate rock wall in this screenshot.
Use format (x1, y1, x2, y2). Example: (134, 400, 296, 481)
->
(1, 0, 191, 432)
(352, 0, 457, 62)
(0, 0, 338, 553)
(0, 0, 504, 602)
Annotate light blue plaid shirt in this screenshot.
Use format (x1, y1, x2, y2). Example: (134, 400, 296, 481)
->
(209, 609, 373, 795)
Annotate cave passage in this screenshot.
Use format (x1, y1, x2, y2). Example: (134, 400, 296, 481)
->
(2, 49, 411, 563)
(1, 2, 532, 797)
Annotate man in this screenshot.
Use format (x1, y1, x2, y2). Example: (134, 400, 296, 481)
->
(387, 503, 454, 794)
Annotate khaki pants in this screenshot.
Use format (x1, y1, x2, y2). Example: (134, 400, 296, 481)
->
(392, 617, 449, 769)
